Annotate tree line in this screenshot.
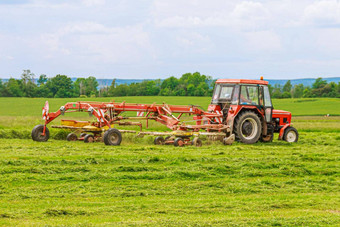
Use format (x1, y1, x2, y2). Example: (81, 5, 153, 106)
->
(0, 70, 339, 98)
(0, 71, 213, 98)
(269, 78, 340, 98)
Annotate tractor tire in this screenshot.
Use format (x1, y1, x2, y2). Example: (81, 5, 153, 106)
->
(80, 133, 87, 138)
(283, 127, 299, 143)
(31, 125, 50, 142)
(174, 138, 184, 147)
(66, 133, 78, 141)
(234, 111, 262, 144)
(103, 128, 122, 146)
(84, 134, 94, 143)
(191, 137, 202, 147)
(154, 136, 165, 145)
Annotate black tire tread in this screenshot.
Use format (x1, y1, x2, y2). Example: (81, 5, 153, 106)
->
(31, 125, 50, 142)
(283, 126, 299, 142)
(233, 111, 262, 144)
(103, 128, 122, 146)
(84, 134, 94, 143)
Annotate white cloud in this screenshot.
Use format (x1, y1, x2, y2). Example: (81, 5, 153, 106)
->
(82, 0, 106, 7)
(231, 1, 270, 21)
(303, 0, 340, 26)
(39, 22, 154, 64)
(245, 30, 282, 52)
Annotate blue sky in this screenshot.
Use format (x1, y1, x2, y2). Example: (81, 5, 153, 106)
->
(0, 0, 340, 79)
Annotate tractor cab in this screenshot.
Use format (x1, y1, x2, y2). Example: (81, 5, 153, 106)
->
(209, 79, 273, 122)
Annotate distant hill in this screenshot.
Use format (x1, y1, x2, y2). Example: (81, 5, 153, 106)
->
(266, 77, 340, 87)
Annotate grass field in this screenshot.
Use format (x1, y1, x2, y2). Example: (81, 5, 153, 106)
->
(0, 97, 339, 226)
(0, 97, 339, 117)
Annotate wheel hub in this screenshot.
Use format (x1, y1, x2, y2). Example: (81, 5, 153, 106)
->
(110, 133, 118, 143)
(287, 131, 296, 142)
(240, 117, 258, 140)
(242, 121, 253, 136)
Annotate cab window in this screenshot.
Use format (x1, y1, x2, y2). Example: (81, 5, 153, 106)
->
(219, 86, 233, 99)
(240, 86, 259, 105)
(212, 84, 221, 102)
(231, 85, 239, 105)
(263, 86, 272, 107)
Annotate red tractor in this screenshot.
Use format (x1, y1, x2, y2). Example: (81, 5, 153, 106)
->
(208, 79, 298, 144)
(31, 78, 298, 146)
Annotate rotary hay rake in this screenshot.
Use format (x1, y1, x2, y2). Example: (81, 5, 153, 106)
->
(31, 100, 234, 147)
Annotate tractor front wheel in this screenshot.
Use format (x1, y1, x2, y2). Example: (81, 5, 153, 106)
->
(31, 125, 50, 142)
(283, 127, 299, 142)
(234, 111, 262, 144)
(103, 129, 122, 146)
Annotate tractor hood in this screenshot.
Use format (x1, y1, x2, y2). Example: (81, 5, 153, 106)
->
(272, 109, 292, 124)
(272, 109, 291, 116)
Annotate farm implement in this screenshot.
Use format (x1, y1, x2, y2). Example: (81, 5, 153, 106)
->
(32, 78, 299, 146)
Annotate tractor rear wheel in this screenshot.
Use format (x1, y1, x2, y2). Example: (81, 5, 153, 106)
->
(283, 127, 299, 142)
(31, 125, 50, 142)
(67, 133, 78, 141)
(84, 134, 94, 143)
(103, 129, 122, 146)
(154, 136, 165, 145)
(234, 111, 262, 144)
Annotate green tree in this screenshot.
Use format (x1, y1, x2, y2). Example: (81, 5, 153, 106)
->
(194, 82, 209, 96)
(73, 78, 86, 96)
(85, 76, 99, 97)
(38, 74, 48, 85)
(293, 84, 304, 98)
(0, 79, 3, 96)
(303, 87, 312, 98)
(267, 84, 274, 96)
(161, 76, 179, 94)
(21, 69, 37, 97)
(283, 80, 292, 93)
(271, 84, 282, 99)
(4, 78, 23, 97)
(282, 91, 292, 98)
(312, 78, 327, 89)
(46, 74, 73, 98)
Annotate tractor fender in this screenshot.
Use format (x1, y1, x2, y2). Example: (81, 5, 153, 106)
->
(278, 124, 290, 140)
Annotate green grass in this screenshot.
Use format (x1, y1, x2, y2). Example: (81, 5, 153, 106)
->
(0, 97, 339, 225)
(0, 97, 339, 117)
(0, 132, 339, 226)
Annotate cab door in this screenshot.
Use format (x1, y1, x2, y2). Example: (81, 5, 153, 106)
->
(261, 86, 273, 123)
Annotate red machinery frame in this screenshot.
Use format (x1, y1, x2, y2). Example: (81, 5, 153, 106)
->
(41, 100, 230, 135)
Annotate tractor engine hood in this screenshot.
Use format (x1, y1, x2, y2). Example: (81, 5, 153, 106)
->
(272, 109, 292, 117)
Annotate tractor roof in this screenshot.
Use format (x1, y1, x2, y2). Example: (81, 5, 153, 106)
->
(215, 79, 269, 85)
